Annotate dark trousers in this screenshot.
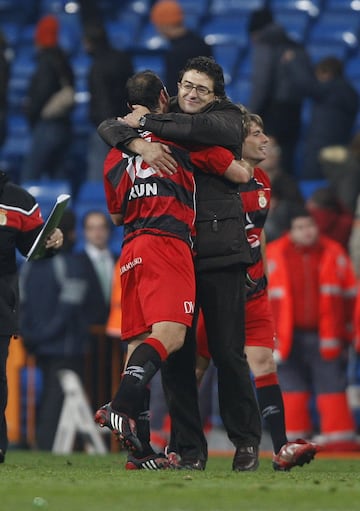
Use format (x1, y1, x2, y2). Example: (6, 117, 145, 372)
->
(161, 325, 208, 462)
(162, 264, 262, 459)
(0, 336, 10, 453)
(198, 265, 261, 448)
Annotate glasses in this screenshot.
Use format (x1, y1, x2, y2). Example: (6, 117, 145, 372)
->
(178, 81, 214, 96)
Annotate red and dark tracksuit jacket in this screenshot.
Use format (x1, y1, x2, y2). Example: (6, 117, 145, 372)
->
(0, 173, 44, 335)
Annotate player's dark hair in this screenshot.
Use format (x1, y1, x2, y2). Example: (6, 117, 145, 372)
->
(126, 70, 166, 111)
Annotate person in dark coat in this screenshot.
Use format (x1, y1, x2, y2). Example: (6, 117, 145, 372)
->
(284, 55, 359, 180)
(19, 210, 89, 451)
(82, 23, 134, 181)
(150, 0, 212, 96)
(21, 15, 75, 182)
(247, 7, 313, 175)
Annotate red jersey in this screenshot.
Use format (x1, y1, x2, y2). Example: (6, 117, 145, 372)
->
(103, 132, 233, 247)
(239, 167, 271, 299)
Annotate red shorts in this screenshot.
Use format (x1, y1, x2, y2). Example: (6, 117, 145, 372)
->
(245, 292, 276, 348)
(197, 291, 275, 359)
(120, 235, 195, 340)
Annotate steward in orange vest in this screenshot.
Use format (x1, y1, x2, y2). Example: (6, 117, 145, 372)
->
(266, 207, 358, 450)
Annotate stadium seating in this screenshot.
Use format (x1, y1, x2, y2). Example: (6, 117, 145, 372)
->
(200, 15, 249, 47)
(209, 0, 264, 16)
(307, 11, 360, 51)
(212, 43, 243, 85)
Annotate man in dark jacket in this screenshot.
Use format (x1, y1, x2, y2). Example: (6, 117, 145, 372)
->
(19, 210, 89, 451)
(21, 15, 75, 183)
(98, 56, 262, 471)
(284, 55, 359, 179)
(82, 23, 134, 181)
(247, 7, 313, 175)
(150, 0, 212, 96)
(0, 170, 63, 462)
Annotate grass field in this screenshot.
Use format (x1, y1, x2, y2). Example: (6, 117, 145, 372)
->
(1, 451, 360, 511)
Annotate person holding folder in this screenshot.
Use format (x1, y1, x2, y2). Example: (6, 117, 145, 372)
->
(0, 170, 63, 463)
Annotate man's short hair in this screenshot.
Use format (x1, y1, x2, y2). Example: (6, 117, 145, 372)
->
(178, 56, 226, 99)
(126, 70, 166, 111)
(286, 204, 313, 230)
(316, 57, 343, 78)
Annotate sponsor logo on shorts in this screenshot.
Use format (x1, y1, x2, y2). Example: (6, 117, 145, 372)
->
(120, 257, 142, 274)
(184, 301, 195, 314)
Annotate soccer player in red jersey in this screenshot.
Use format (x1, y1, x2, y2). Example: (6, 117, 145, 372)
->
(195, 114, 319, 470)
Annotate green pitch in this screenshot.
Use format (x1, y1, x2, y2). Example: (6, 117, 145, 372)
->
(1, 451, 360, 511)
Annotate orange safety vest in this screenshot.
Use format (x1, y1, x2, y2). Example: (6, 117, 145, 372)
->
(266, 234, 357, 361)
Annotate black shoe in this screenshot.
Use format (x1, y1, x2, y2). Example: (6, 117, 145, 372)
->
(181, 458, 206, 470)
(0, 449, 5, 464)
(232, 446, 259, 471)
(167, 451, 206, 470)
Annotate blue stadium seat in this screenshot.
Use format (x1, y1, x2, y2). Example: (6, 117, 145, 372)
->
(325, 0, 360, 11)
(233, 49, 252, 80)
(58, 12, 82, 56)
(16, 23, 35, 47)
(40, 0, 65, 14)
(76, 181, 106, 207)
(307, 42, 348, 63)
(0, 21, 20, 48)
(133, 22, 169, 51)
(212, 44, 243, 85)
(7, 114, 29, 138)
(209, 0, 263, 16)
(299, 179, 328, 200)
(178, 0, 209, 16)
(201, 16, 248, 47)
(352, 78, 360, 96)
(226, 77, 251, 106)
(22, 179, 71, 218)
(0, 134, 30, 168)
(271, 0, 321, 17)
(133, 52, 166, 80)
(121, 0, 152, 19)
(71, 51, 91, 80)
(307, 12, 360, 50)
(106, 19, 140, 51)
(346, 57, 360, 80)
(0, 0, 34, 23)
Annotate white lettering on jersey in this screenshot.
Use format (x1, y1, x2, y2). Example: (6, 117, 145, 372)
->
(129, 182, 158, 200)
(126, 154, 157, 184)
